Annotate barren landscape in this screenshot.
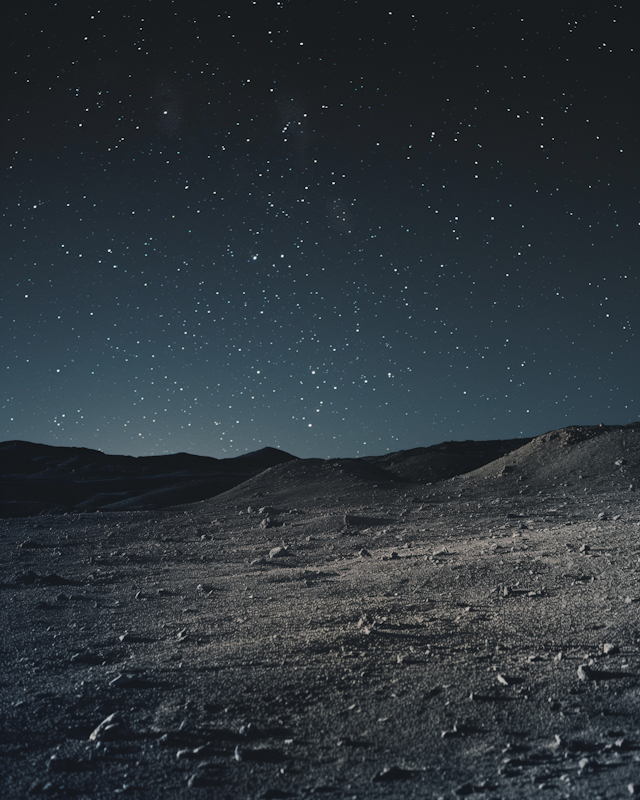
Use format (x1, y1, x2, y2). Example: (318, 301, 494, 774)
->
(2, 423, 640, 799)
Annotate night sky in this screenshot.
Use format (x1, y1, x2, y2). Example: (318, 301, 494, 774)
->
(3, 2, 638, 459)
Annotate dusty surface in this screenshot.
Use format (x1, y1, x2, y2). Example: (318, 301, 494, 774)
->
(2, 423, 640, 798)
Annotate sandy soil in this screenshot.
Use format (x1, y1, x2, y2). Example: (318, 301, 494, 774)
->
(2, 424, 640, 799)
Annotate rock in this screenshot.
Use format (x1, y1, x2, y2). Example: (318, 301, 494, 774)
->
(269, 546, 288, 559)
(239, 722, 259, 737)
(89, 712, 125, 741)
(260, 517, 274, 530)
(603, 643, 619, 655)
(109, 673, 141, 687)
(359, 548, 372, 557)
(48, 754, 83, 773)
(577, 664, 595, 681)
(372, 765, 415, 782)
(187, 773, 209, 788)
(496, 674, 511, 686)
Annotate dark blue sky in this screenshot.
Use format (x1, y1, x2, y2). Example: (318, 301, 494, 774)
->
(3, 1, 638, 458)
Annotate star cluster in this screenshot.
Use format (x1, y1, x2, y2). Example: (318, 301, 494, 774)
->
(3, 2, 638, 457)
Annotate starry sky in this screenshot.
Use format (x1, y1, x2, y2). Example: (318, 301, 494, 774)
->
(3, 1, 638, 458)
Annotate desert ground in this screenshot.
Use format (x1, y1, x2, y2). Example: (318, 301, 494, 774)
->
(2, 423, 640, 799)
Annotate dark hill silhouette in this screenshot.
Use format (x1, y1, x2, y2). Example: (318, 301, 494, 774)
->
(0, 441, 298, 517)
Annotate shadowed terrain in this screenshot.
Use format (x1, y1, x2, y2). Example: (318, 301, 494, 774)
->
(0, 442, 298, 517)
(2, 423, 640, 799)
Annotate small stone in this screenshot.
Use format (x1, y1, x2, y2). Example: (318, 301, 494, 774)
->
(390, 551, 399, 559)
(629, 784, 637, 795)
(372, 765, 414, 782)
(109, 673, 138, 687)
(579, 543, 590, 553)
(239, 722, 258, 737)
(234, 744, 244, 761)
(496, 674, 511, 686)
(187, 774, 208, 788)
(48, 754, 82, 773)
(269, 546, 288, 559)
(89, 712, 124, 742)
(603, 643, 619, 655)
(260, 517, 274, 530)
(577, 664, 595, 681)
(359, 548, 372, 557)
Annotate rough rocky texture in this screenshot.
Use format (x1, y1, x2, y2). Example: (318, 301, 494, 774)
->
(2, 422, 640, 798)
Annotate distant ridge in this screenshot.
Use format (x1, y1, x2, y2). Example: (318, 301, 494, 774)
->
(0, 441, 298, 517)
(3, 425, 638, 518)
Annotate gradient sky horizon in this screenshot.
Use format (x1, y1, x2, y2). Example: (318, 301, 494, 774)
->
(3, 1, 638, 459)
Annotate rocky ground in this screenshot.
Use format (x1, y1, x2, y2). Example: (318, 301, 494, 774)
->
(2, 423, 640, 799)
